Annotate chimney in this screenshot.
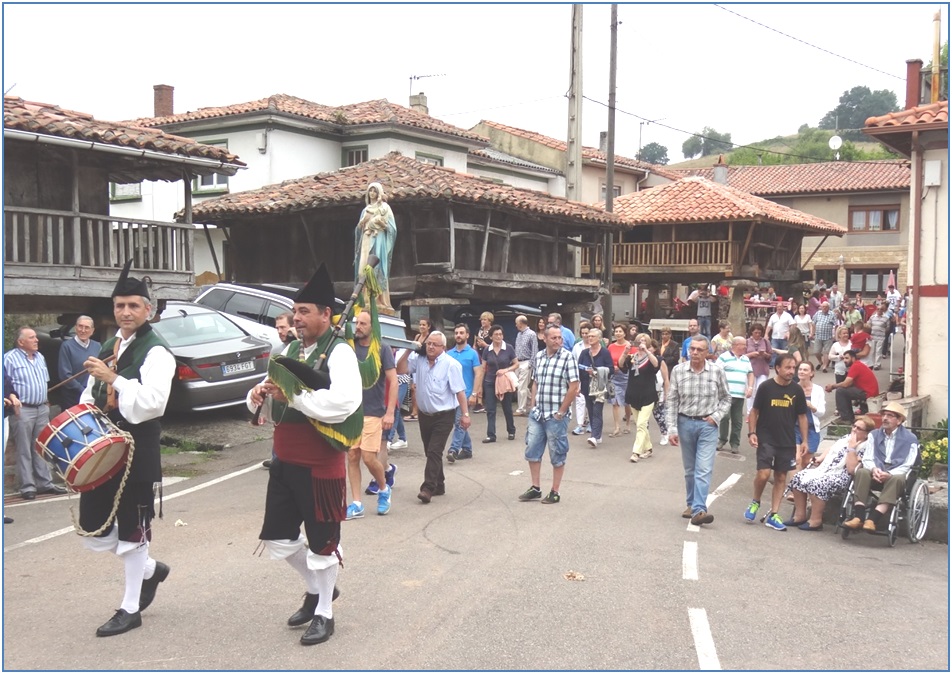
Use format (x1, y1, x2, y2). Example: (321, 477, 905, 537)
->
(712, 155, 729, 185)
(154, 84, 174, 117)
(409, 92, 428, 115)
(599, 131, 608, 153)
(905, 59, 923, 109)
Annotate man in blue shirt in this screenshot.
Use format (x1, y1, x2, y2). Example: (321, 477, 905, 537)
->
(57, 315, 101, 408)
(446, 324, 484, 462)
(3, 326, 64, 499)
(547, 312, 575, 351)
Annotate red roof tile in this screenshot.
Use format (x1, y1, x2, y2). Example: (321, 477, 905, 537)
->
(606, 177, 846, 235)
(666, 160, 909, 196)
(126, 94, 487, 144)
(476, 120, 682, 180)
(4, 96, 244, 166)
(865, 101, 949, 129)
(188, 151, 618, 228)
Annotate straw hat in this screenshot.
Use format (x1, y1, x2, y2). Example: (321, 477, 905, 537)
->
(881, 401, 907, 420)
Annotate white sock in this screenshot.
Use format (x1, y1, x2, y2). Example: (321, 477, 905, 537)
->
(284, 546, 321, 595)
(120, 545, 148, 614)
(353, 500, 362, 508)
(143, 556, 157, 580)
(313, 563, 338, 619)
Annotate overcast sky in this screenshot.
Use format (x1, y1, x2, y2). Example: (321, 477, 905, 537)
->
(3, 3, 945, 164)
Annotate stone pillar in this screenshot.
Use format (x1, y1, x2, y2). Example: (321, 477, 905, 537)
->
(725, 279, 757, 336)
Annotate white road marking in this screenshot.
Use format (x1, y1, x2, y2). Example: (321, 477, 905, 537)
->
(682, 541, 699, 580)
(4, 464, 262, 552)
(687, 472, 743, 532)
(688, 608, 722, 670)
(5, 475, 190, 509)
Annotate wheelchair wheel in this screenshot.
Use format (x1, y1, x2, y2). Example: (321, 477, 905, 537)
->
(887, 507, 898, 547)
(906, 479, 930, 543)
(837, 484, 856, 538)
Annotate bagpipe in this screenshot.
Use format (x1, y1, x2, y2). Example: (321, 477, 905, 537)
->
(255, 255, 385, 451)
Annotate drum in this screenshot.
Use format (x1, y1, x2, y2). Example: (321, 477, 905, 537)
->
(35, 403, 130, 492)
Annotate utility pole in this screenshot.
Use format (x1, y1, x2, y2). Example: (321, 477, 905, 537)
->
(602, 4, 618, 324)
(566, 5, 583, 203)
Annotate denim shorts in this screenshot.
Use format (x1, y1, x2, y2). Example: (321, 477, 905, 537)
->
(524, 415, 570, 467)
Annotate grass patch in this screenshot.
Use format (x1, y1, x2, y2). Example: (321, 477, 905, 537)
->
(160, 435, 225, 453)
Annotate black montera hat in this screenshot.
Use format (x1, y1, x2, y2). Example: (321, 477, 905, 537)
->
(294, 262, 336, 308)
(112, 259, 150, 299)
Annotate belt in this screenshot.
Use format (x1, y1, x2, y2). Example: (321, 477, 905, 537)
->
(21, 402, 48, 408)
(419, 409, 455, 417)
(679, 413, 711, 421)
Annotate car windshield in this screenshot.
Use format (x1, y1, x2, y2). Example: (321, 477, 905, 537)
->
(153, 312, 246, 347)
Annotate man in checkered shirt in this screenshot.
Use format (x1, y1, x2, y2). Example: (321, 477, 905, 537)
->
(517, 324, 580, 505)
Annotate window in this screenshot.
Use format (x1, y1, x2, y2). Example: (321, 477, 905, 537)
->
(220, 293, 265, 323)
(110, 182, 142, 202)
(343, 146, 368, 167)
(415, 152, 443, 166)
(192, 140, 230, 194)
(847, 268, 891, 295)
(600, 183, 622, 200)
(848, 206, 900, 232)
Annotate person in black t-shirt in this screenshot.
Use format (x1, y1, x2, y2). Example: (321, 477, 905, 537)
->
(744, 353, 809, 531)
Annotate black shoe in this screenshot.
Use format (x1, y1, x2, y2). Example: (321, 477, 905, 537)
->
(446, 450, 457, 464)
(300, 615, 335, 645)
(21, 492, 35, 501)
(39, 485, 67, 495)
(457, 450, 473, 460)
(3, 516, 12, 524)
(96, 609, 142, 637)
(139, 561, 170, 612)
(433, 485, 446, 496)
(482, 437, 496, 444)
(288, 587, 340, 627)
(262, 460, 272, 469)
(417, 489, 432, 504)
(507, 433, 516, 440)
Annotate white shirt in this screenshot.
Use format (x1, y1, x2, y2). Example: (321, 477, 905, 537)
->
(767, 311, 796, 340)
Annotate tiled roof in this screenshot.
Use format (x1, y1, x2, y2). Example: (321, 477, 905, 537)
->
(3, 96, 244, 166)
(606, 177, 846, 235)
(126, 94, 487, 144)
(476, 120, 682, 180)
(468, 147, 561, 174)
(666, 160, 910, 196)
(865, 101, 949, 129)
(188, 151, 618, 227)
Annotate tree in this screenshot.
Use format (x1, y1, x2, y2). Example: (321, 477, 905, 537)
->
(818, 86, 899, 140)
(681, 127, 733, 159)
(726, 126, 898, 166)
(636, 142, 669, 165)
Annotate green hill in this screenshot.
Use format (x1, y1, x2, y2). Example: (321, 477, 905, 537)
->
(669, 132, 894, 168)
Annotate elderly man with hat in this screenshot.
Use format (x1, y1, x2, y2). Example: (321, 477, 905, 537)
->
(247, 262, 362, 646)
(78, 260, 175, 637)
(843, 401, 920, 532)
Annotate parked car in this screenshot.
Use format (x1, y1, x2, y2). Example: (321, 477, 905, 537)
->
(151, 302, 271, 413)
(194, 282, 416, 349)
(446, 304, 544, 347)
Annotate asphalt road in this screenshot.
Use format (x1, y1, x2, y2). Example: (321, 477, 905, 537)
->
(2, 387, 948, 671)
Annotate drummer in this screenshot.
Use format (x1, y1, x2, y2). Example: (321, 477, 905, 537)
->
(246, 262, 362, 646)
(79, 260, 175, 637)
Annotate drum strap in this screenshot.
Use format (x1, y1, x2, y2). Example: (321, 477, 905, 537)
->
(104, 340, 121, 413)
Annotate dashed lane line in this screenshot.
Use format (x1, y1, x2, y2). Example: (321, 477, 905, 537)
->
(682, 540, 699, 580)
(686, 472, 743, 532)
(4, 464, 262, 552)
(688, 607, 722, 670)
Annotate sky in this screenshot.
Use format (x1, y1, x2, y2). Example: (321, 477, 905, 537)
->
(2, 2, 947, 164)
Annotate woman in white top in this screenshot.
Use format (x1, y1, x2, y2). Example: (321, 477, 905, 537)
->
(794, 361, 826, 468)
(827, 326, 852, 385)
(793, 303, 814, 348)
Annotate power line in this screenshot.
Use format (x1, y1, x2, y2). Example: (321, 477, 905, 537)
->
(714, 4, 904, 81)
(580, 94, 901, 166)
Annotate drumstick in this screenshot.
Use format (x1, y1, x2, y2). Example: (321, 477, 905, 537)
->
(48, 355, 117, 393)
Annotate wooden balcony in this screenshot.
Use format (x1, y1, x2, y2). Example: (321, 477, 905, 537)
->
(582, 240, 741, 276)
(3, 206, 195, 312)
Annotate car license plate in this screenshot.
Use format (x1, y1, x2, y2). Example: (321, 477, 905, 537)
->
(222, 360, 255, 376)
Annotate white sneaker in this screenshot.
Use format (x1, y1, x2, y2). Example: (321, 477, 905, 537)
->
(587, 437, 598, 448)
(389, 439, 408, 450)
(660, 434, 669, 446)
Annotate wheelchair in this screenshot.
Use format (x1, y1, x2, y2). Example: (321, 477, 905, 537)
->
(835, 453, 930, 546)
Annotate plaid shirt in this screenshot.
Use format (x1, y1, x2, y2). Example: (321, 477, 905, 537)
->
(813, 310, 837, 341)
(514, 327, 536, 362)
(531, 347, 579, 420)
(665, 359, 731, 431)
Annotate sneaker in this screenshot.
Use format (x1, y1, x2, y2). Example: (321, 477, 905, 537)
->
(583, 424, 591, 433)
(518, 486, 542, 502)
(572, 425, 585, 435)
(385, 463, 397, 488)
(446, 449, 458, 463)
(377, 487, 391, 516)
(587, 437, 598, 448)
(730, 446, 740, 454)
(744, 500, 760, 523)
(389, 439, 408, 450)
(690, 510, 714, 525)
(630, 453, 639, 463)
(457, 450, 473, 460)
(716, 441, 727, 451)
(345, 502, 364, 520)
(541, 490, 561, 504)
(365, 480, 380, 496)
(660, 434, 669, 446)
(764, 512, 787, 531)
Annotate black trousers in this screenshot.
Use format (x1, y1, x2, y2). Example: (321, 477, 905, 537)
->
(418, 409, 456, 494)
